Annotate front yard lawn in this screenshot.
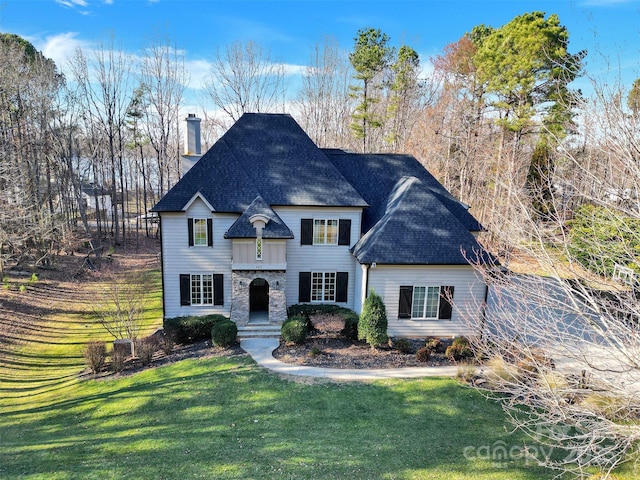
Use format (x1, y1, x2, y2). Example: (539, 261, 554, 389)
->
(2, 355, 553, 479)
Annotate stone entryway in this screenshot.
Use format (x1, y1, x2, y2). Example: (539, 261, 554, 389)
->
(231, 270, 286, 326)
(249, 278, 269, 313)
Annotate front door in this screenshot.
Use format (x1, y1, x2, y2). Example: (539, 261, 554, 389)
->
(249, 278, 269, 312)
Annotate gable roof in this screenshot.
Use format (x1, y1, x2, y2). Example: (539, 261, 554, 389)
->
(225, 195, 294, 239)
(152, 113, 367, 213)
(323, 149, 482, 233)
(351, 176, 493, 265)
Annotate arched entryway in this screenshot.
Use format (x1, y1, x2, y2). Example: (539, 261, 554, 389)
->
(249, 278, 269, 320)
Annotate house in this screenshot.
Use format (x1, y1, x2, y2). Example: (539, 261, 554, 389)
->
(152, 113, 493, 337)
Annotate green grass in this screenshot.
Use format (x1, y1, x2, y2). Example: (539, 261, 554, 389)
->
(2, 355, 553, 479)
(1, 263, 637, 479)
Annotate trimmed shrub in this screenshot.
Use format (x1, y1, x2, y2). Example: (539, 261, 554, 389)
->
(212, 320, 238, 348)
(163, 314, 227, 344)
(445, 336, 474, 361)
(426, 337, 446, 354)
(84, 340, 106, 374)
(416, 347, 431, 363)
(136, 338, 157, 366)
(281, 315, 308, 344)
(358, 291, 388, 349)
(288, 304, 353, 318)
(391, 338, 412, 354)
(341, 312, 359, 340)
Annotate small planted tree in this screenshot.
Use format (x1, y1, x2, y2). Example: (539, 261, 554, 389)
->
(93, 271, 151, 356)
(358, 291, 388, 349)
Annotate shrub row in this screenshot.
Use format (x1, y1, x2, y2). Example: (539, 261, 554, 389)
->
(287, 304, 360, 341)
(164, 314, 228, 344)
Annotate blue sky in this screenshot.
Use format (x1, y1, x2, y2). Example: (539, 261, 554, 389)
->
(3, 0, 640, 110)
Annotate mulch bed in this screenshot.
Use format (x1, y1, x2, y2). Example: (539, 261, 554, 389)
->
(273, 334, 454, 369)
(272, 313, 457, 369)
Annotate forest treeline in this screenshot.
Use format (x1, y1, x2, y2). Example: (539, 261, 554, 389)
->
(1, 12, 639, 277)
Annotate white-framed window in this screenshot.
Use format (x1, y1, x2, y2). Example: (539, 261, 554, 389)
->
(313, 219, 338, 245)
(411, 286, 440, 319)
(311, 272, 336, 302)
(191, 274, 213, 305)
(193, 218, 208, 246)
(256, 237, 263, 260)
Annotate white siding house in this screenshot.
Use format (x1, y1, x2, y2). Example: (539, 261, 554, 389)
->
(152, 113, 494, 337)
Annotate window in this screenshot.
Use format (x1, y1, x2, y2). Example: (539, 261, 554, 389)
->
(180, 273, 224, 306)
(188, 218, 212, 247)
(411, 286, 440, 318)
(256, 237, 263, 260)
(311, 272, 336, 301)
(313, 219, 338, 245)
(301, 219, 351, 246)
(398, 285, 454, 320)
(190, 274, 213, 305)
(299, 271, 348, 303)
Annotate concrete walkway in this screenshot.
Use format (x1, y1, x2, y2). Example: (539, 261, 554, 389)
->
(240, 338, 461, 381)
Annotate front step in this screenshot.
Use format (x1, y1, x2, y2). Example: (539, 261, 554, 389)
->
(237, 324, 281, 339)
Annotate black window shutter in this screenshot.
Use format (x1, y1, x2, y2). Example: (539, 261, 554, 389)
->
(187, 218, 194, 246)
(180, 274, 191, 306)
(438, 286, 455, 320)
(299, 272, 311, 302)
(207, 219, 213, 247)
(213, 274, 224, 305)
(398, 286, 413, 319)
(338, 219, 351, 246)
(336, 272, 348, 302)
(300, 219, 313, 245)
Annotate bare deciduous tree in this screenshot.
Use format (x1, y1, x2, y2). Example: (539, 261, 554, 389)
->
(296, 36, 354, 149)
(205, 41, 286, 123)
(466, 78, 640, 478)
(139, 33, 188, 195)
(92, 270, 151, 355)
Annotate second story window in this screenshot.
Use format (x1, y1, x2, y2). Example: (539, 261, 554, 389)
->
(313, 219, 338, 245)
(194, 219, 208, 246)
(188, 218, 213, 247)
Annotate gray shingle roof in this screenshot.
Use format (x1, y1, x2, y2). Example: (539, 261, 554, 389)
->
(152, 113, 367, 213)
(351, 176, 493, 265)
(152, 113, 493, 267)
(225, 195, 294, 239)
(323, 149, 483, 233)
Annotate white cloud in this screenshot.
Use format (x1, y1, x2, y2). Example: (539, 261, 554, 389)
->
(38, 32, 87, 70)
(55, 0, 88, 7)
(182, 58, 211, 90)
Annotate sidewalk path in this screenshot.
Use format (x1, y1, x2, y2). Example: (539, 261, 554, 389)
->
(240, 338, 460, 381)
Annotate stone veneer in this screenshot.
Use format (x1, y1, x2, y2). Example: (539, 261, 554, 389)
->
(230, 270, 287, 326)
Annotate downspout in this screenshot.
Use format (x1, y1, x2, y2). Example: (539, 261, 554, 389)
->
(158, 215, 166, 326)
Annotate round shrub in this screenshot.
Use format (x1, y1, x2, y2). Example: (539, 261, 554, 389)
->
(212, 320, 238, 348)
(358, 291, 388, 349)
(426, 337, 445, 353)
(391, 338, 412, 354)
(416, 346, 431, 363)
(445, 336, 474, 361)
(281, 315, 308, 344)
